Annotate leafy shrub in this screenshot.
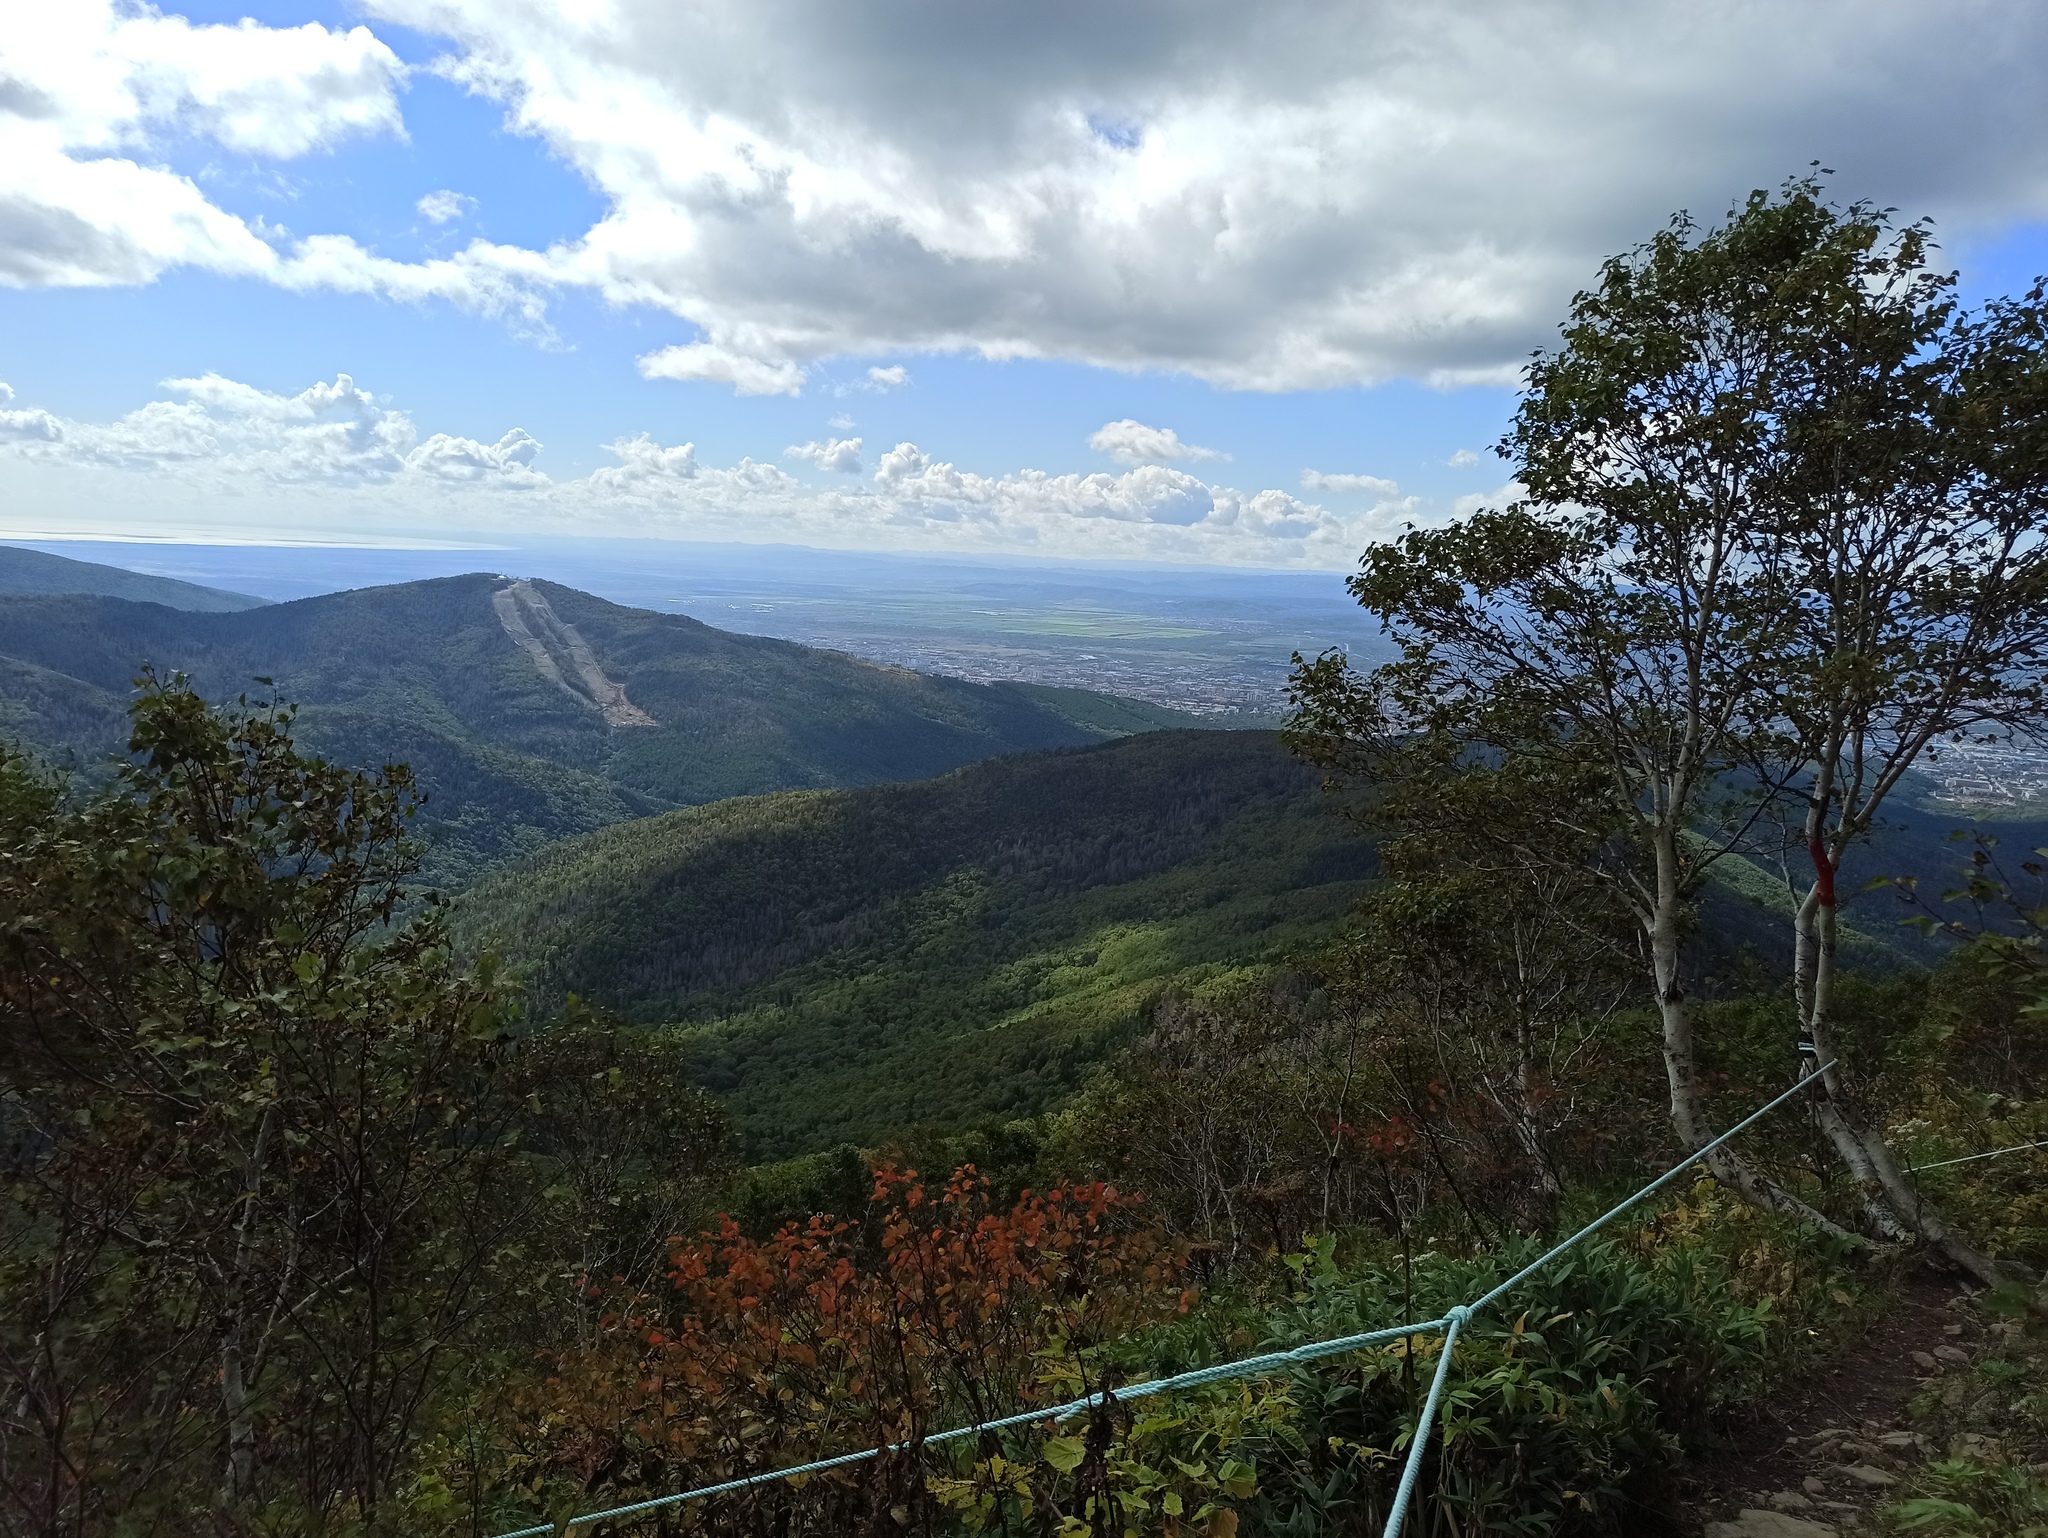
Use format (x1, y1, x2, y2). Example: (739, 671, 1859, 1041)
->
(503, 1169, 1862, 1538)
(515, 1165, 1198, 1535)
(1208, 1220, 1796, 1536)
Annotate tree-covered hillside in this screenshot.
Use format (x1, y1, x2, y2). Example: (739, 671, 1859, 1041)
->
(455, 729, 1377, 1157)
(0, 543, 269, 611)
(0, 573, 1205, 882)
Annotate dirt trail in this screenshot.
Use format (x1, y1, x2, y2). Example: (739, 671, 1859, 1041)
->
(492, 580, 657, 728)
(1679, 1260, 1978, 1536)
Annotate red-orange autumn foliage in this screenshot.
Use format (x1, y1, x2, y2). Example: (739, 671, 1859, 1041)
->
(526, 1164, 1189, 1535)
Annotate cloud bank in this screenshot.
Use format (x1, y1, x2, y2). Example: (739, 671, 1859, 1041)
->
(0, 374, 1422, 566)
(8, 2, 2048, 389)
(0, 373, 549, 489)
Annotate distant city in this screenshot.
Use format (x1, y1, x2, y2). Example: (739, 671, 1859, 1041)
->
(903, 645, 1284, 716)
(666, 588, 1337, 717)
(1921, 739, 2048, 811)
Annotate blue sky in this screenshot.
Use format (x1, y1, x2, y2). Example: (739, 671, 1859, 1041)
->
(4, 1, 2048, 566)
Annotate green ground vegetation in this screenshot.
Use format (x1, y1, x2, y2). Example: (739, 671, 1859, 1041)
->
(455, 729, 1376, 1158)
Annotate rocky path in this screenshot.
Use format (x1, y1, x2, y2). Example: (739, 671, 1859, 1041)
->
(1681, 1261, 1983, 1537)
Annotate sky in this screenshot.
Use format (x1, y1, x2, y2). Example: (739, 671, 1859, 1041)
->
(3, 1, 2048, 569)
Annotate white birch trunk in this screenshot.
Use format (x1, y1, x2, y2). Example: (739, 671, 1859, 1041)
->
(1795, 825, 2006, 1283)
(1648, 826, 1857, 1238)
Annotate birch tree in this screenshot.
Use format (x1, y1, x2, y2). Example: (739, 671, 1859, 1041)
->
(1294, 184, 1889, 1239)
(1762, 258, 2048, 1284)
(1294, 180, 2048, 1283)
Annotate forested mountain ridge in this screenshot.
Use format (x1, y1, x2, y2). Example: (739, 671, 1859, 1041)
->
(0, 543, 269, 612)
(455, 729, 1377, 1158)
(0, 573, 1207, 882)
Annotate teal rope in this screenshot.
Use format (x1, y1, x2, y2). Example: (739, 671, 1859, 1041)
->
(1382, 1305, 1470, 1538)
(1907, 1136, 2048, 1173)
(497, 1320, 1441, 1537)
(1377, 1065, 1836, 1537)
(1468, 1064, 1835, 1317)
(492, 1067, 1832, 1538)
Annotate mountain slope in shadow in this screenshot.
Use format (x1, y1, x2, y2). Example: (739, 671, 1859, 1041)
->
(454, 728, 1377, 1159)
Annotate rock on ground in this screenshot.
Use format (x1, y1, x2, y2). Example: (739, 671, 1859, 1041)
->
(1703, 1512, 1840, 1538)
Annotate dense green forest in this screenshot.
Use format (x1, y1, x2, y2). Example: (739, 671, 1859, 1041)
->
(9, 677, 2042, 1538)
(6, 183, 2048, 1538)
(453, 727, 2037, 1162)
(455, 730, 1376, 1156)
(0, 573, 1204, 883)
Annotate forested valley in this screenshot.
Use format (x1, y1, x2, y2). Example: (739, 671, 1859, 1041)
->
(6, 182, 2048, 1538)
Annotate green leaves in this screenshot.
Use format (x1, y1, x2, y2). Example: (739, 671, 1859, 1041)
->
(0, 678, 554, 1530)
(1214, 1458, 1258, 1501)
(1043, 1434, 1089, 1472)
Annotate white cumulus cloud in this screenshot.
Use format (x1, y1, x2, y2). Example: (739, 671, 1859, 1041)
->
(637, 343, 805, 396)
(0, 372, 549, 489)
(0, 408, 63, 444)
(583, 434, 700, 497)
(866, 365, 908, 390)
(0, 2, 405, 288)
(0, 380, 63, 444)
(787, 436, 863, 472)
(873, 442, 930, 485)
(877, 447, 1222, 527)
(416, 189, 475, 224)
(408, 428, 544, 485)
(1447, 448, 1481, 468)
(1089, 419, 1224, 466)
(1301, 470, 1399, 497)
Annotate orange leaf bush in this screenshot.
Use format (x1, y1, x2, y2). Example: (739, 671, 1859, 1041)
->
(524, 1163, 1190, 1534)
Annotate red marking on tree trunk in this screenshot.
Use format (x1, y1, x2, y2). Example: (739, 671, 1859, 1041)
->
(1809, 837, 1836, 907)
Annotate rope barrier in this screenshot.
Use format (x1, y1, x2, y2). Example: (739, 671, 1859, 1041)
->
(1382, 1304, 1469, 1538)
(1907, 1136, 2048, 1173)
(490, 1067, 1833, 1538)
